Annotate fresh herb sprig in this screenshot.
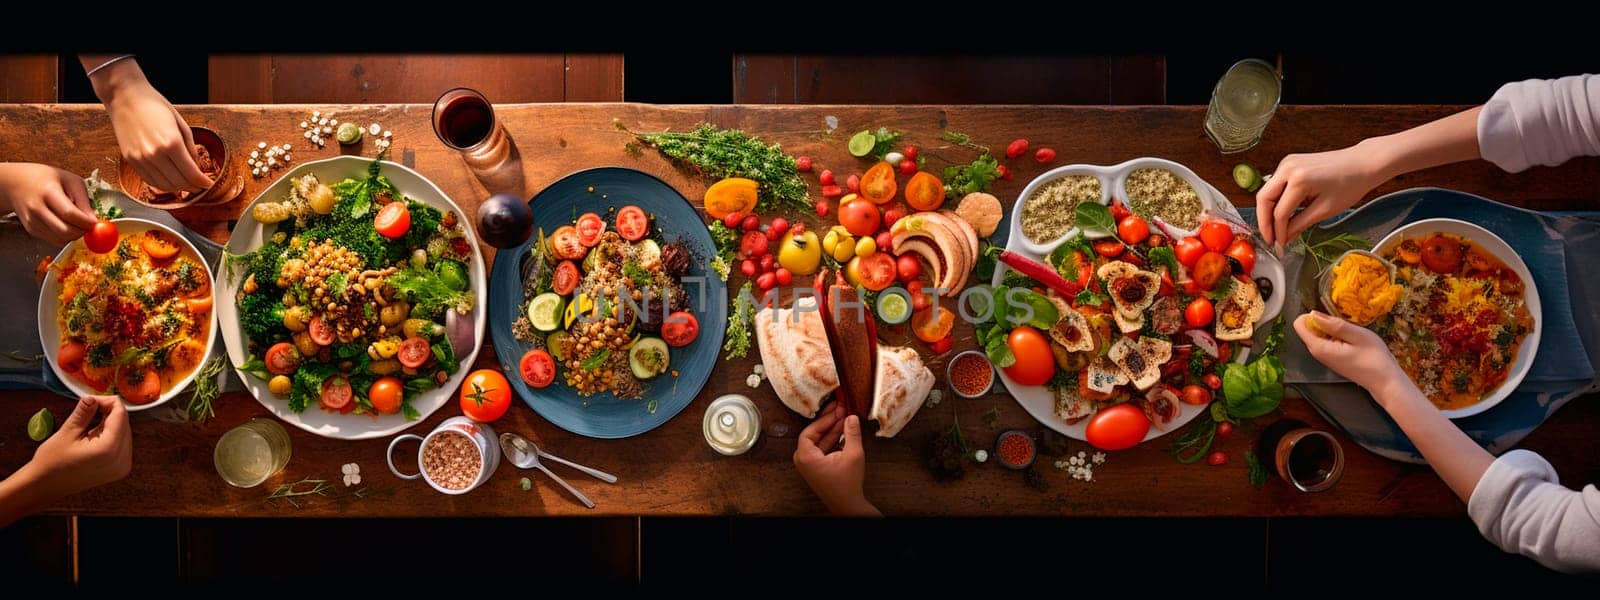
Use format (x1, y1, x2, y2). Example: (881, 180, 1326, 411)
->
(183, 356, 226, 423)
(616, 121, 810, 213)
(724, 282, 754, 360)
(1304, 232, 1373, 272)
(939, 131, 990, 155)
(942, 154, 1001, 200)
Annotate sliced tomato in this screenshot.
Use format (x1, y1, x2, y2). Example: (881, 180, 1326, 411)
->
(861, 161, 898, 204)
(1193, 252, 1228, 291)
(552, 260, 580, 295)
(904, 171, 944, 211)
(662, 311, 700, 347)
(57, 340, 86, 374)
(1421, 234, 1463, 274)
(549, 225, 586, 260)
(616, 205, 650, 241)
(264, 342, 301, 376)
(117, 366, 162, 405)
(576, 212, 606, 247)
(369, 376, 403, 414)
(141, 230, 181, 261)
(1092, 239, 1125, 258)
(911, 306, 955, 343)
(374, 202, 411, 239)
(308, 316, 335, 346)
(320, 375, 353, 410)
(519, 349, 556, 388)
(398, 337, 431, 369)
(848, 253, 896, 292)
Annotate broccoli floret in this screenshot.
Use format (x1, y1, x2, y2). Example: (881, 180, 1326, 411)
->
(239, 292, 287, 351)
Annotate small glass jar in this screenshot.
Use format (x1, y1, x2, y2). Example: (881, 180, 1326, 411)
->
(703, 394, 761, 456)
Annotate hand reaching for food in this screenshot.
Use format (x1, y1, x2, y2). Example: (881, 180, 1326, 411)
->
(0, 162, 98, 245)
(793, 403, 880, 516)
(1293, 311, 1408, 399)
(1254, 145, 1387, 249)
(28, 395, 133, 497)
(83, 56, 213, 194)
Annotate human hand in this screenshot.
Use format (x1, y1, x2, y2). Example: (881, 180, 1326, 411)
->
(0, 163, 98, 245)
(28, 396, 132, 499)
(1294, 311, 1410, 399)
(1255, 144, 1387, 249)
(94, 62, 211, 194)
(793, 403, 879, 516)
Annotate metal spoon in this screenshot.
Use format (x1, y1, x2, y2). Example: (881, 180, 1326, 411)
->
(498, 433, 605, 509)
(500, 432, 617, 483)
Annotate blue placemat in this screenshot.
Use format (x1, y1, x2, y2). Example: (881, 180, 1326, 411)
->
(1246, 188, 1600, 463)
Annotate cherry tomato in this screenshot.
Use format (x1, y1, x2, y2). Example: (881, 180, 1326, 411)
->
(739, 231, 769, 259)
(882, 207, 906, 229)
(576, 212, 606, 247)
(795, 156, 813, 172)
(721, 211, 743, 229)
(552, 260, 580, 295)
(1085, 403, 1150, 451)
(1215, 421, 1234, 437)
(548, 225, 586, 260)
(319, 374, 353, 411)
(1117, 215, 1150, 245)
(875, 231, 893, 252)
(911, 305, 955, 343)
(1421, 234, 1464, 274)
(767, 217, 789, 239)
(838, 196, 881, 237)
(819, 169, 835, 186)
(1092, 239, 1125, 258)
(815, 199, 832, 216)
(113, 366, 161, 405)
(519, 349, 556, 389)
(84, 220, 118, 254)
(57, 340, 86, 374)
(930, 335, 953, 354)
(1193, 252, 1228, 291)
(1199, 221, 1233, 252)
(774, 268, 793, 286)
(899, 160, 917, 176)
(756, 272, 776, 291)
(1185, 298, 1215, 327)
(662, 311, 700, 347)
(1005, 138, 1029, 159)
(369, 376, 404, 414)
(848, 253, 897, 292)
(996, 165, 1012, 180)
(459, 369, 511, 423)
(904, 172, 944, 211)
(740, 259, 757, 277)
(141, 230, 181, 261)
(1204, 372, 1223, 390)
(741, 214, 761, 232)
(758, 254, 774, 273)
(1110, 201, 1132, 222)
(1118, 249, 1147, 269)
(374, 202, 411, 239)
(264, 342, 301, 376)
(1174, 236, 1207, 268)
(1225, 239, 1257, 275)
(398, 337, 431, 369)
(1003, 326, 1056, 386)
(1159, 270, 1177, 297)
(1180, 384, 1212, 406)
(903, 145, 918, 161)
(616, 205, 650, 241)
(308, 316, 335, 346)
(860, 162, 897, 204)
(846, 173, 861, 194)
(1206, 451, 1229, 466)
(896, 254, 922, 283)
(908, 280, 931, 312)
(1034, 147, 1056, 163)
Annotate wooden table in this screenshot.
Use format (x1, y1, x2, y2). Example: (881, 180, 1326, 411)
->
(2, 103, 1596, 518)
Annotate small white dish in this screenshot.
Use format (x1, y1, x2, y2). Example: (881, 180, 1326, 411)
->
(1010, 164, 1113, 256)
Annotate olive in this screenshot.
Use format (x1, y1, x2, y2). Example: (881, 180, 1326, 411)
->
(1255, 277, 1274, 301)
(1226, 255, 1246, 275)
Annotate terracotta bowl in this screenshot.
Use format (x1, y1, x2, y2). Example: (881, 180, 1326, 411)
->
(119, 126, 231, 209)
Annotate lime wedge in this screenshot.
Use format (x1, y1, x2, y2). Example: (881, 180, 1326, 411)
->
(877, 290, 911, 324)
(528, 292, 565, 332)
(28, 408, 53, 442)
(847, 130, 877, 158)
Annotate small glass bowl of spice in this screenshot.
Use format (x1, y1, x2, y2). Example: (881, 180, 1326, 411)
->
(995, 430, 1036, 470)
(947, 350, 994, 399)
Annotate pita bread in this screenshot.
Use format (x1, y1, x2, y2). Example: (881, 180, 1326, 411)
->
(869, 344, 934, 438)
(755, 297, 838, 418)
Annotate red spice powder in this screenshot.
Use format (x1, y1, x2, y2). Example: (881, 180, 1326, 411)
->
(999, 433, 1034, 467)
(950, 353, 993, 397)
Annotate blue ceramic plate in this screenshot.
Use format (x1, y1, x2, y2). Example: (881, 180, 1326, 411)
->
(489, 167, 727, 439)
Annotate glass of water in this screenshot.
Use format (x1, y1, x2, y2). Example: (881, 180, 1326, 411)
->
(215, 418, 292, 488)
(1204, 58, 1282, 154)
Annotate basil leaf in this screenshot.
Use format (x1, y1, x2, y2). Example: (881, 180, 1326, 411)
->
(1075, 203, 1116, 238)
(985, 335, 1015, 368)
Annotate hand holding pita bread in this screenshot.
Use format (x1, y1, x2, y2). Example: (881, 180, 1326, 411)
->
(794, 403, 880, 516)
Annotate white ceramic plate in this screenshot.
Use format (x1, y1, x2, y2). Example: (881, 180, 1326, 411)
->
(38, 218, 217, 411)
(995, 157, 1285, 445)
(1372, 218, 1541, 419)
(215, 156, 486, 440)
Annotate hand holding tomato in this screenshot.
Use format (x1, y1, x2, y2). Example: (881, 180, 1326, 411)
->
(0, 163, 99, 246)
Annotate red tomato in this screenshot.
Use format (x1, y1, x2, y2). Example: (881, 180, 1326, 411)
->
(308, 315, 335, 346)
(896, 254, 922, 283)
(115, 366, 161, 404)
(741, 215, 760, 232)
(552, 260, 580, 295)
(519, 349, 556, 389)
(1034, 147, 1057, 163)
(882, 207, 906, 229)
(1118, 249, 1146, 269)
(740, 260, 757, 277)
(795, 156, 812, 172)
(819, 170, 835, 186)
(1225, 239, 1257, 275)
(1110, 201, 1132, 222)
(846, 173, 861, 194)
(1185, 298, 1215, 327)
(849, 253, 897, 292)
(374, 202, 411, 239)
(911, 306, 955, 343)
(756, 272, 775, 291)
(904, 172, 944, 211)
(1216, 421, 1234, 437)
(899, 160, 917, 176)
(661, 311, 700, 347)
(398, 337, 431, 368)
(1117, 215, 1150, 245)
(875, 231, 893, 252)
(860, 161, 897, 204)
(1421, 234, 1464, 274)
(616, 205, 650, 241)
(1204, 372, 1223, 390)
(141, 230, 181, 261)
(1193, 252, 1228, 291)
(549, 225, 585, 260)
(1180, 384, 1212, 405)
(576, 212, 606, 247)
(907, 280, 931, 312)
(1199, 221, 1233, 252)
(1003, 326, 1055, 386)
(930, 335, 953, 354)
(319, 375, 352, 411)
(1206, 451, 1229, 466)
(1085, 403, 1150, 451)
(1092, 239, 1125, 258)
(774, 268, 793, 286)
(721, 212, 743, 229)
(758, 254, 774, 273)
(838, 197, 881, 237)
(1159, 270, 1176, 297)
(1174, 236, 1207, 268)
(84, 220, 118, 254)
(57, 340, 86, 374)
(1005, 138, 1029, 159)
(369, 376, 403, 414)
(264, 342, 301, 375)
(740, 231, 769, 259)
(459, 370, 511, 423)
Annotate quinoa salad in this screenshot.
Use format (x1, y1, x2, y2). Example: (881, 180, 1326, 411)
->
(1124, 168, 1203, 230)
(1022, 174, 1101, 244)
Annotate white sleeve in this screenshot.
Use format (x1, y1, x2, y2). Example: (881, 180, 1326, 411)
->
(1477, 74, 1600, 173)
(1467, 449, 1600, 575)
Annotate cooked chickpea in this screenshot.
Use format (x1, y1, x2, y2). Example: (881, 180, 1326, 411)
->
(268, 375, 292, 396)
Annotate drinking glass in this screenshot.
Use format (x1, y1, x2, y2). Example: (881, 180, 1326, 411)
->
(1204, 58, 1282, 154)
(214, 418, 292, 488)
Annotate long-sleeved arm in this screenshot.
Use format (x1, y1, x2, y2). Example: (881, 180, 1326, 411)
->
(1467, 450, 1600, 575)
(1477, 74, 1600, 172)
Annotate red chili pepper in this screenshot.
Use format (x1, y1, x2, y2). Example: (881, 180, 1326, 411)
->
(998, 250, 1082, 297)
(1005, 139, 1029, 159)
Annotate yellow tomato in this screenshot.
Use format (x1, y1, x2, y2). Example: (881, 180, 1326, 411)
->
(703, 178, 759, 219)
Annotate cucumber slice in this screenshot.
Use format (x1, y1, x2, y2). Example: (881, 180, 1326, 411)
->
(847, 130, 876, 158)
(877, 289, 911, 325)
(527, 292, 565, 332)
(628, 337, 670, 380)
(582, 246, 600, 273)
(635, 239, 662, 268)
(545, 330, 571, 362)
(1232, 163, 1264, 192)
